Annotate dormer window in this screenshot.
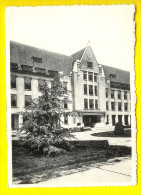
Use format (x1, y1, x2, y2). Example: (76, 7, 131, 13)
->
(109, 74, 116, 79)
(87, 61, 93, 69)
(32, 56, 42, 63)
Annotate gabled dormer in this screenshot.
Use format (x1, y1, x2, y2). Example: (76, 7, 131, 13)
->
(71, 43, 99, 73)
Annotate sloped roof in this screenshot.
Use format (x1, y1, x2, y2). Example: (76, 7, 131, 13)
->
(71, 47, 86, 61)
(10, 41, 73, 75)
(101, 64, 130, 85)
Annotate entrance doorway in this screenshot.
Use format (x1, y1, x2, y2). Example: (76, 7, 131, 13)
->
(83, 115, 100, 127)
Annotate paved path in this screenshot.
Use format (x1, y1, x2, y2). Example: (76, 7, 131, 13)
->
(38, 157, 133, 187)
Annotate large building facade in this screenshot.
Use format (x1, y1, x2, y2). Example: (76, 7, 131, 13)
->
(10, 41, 131, 131)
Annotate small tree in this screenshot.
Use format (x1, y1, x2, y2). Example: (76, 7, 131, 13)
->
(19, 73, 78, 153)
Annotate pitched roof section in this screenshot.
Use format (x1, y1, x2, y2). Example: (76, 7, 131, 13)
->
(71, 47, 86, 61)
(10, 41, 73, 76)
(101, 64, 130, 85)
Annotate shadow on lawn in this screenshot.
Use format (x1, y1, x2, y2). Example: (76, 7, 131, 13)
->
(91, 129, 131, 138)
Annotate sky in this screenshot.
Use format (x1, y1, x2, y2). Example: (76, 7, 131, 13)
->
(6, 5, 135, 71)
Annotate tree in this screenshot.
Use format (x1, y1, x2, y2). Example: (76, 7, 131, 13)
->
(18, 73, 78, 154)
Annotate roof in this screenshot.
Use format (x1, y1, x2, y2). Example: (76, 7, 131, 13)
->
(101, 64, 130, 85)
(10, 41, 73, 76)
(71, 47, 86, 61)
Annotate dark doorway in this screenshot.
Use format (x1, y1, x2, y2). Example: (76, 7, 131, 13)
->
(83, 115, 100, 127)
(124, 115, 128, 126)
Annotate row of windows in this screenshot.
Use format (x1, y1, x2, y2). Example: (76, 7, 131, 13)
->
(106, 88, 128, 100)
(11, 94, 32, 107)
(84, 99, 98, 110)
(84, 84, 98, 96)
(83, 71, 98, 82)
(11, 76, 68, 91)
(107, 114, 130, 126)
(11, 94, 69, 109)
(106, 101, 128, 111)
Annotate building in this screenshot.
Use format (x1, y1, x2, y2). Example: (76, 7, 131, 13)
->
(10, 41, 131, 131)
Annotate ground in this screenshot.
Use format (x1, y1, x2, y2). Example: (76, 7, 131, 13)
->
(12, 127, 132, 185)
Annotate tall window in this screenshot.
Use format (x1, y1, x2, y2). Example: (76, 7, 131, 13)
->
(64, 99, 68, 109)
(111, 102, 115, 111)
(88, 72, 93, 81)
(95, 86, 98, 96)
(124, 91, 127, 100)
(64, 114, 68, 124)
(24, 77, 31, 90)
(118, 90, 121, 99)
(95, 100, 98, 109)
(106, 101, 109, 110)
(84, 99, 88, 109)
(83, 71, 87, 80)
(111, 89, 114, 99)
(25, 95, 32, 107)
(38, 79, 46, 90)
(11, 75, 16, 89)
(89, 85, 93, 95)
(87, 61, 93, 69)
(11, 94, 17, 107)
(118, 102, 122, 111)
(124, 103, 128, 111)
(107, 115, 109, 124)
(84, 84, 87, 95)
(63, 82, 67, 91)
(106, 88, 108, 98)
(89, 99, 94, 109)
(94, 74, 98, 82)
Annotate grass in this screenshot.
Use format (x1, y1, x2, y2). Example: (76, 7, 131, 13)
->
(91, 129, 131, 138)
(12, 141, 131, 184)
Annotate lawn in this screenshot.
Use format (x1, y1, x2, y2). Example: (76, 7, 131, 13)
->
(91, 129, 131, 137)
(12, 141, 131, 184)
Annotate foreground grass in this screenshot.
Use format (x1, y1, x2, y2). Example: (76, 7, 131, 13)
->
(12, 141, 131, 184)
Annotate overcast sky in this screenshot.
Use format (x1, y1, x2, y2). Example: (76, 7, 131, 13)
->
(6, 5, 135, 71)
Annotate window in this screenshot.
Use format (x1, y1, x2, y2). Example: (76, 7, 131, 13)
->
(106, 101, 109, 110)
(84, 99, 88, 109)
(11, 75, 16, 89)
(110, 74, 116, 79)
(84, 84, 87, 95)
(94, 74, 98, 82)
(87, 61, 93, 69)
(118, 102, 122, 111)
(25, 95, 32, 107)
(88, 72, 93, 81)
(83, 71, 87, 80)
(64, 99, 68, 109)
(95, 100, 98, 109)
(118, 115, 122, 123)
(95, 86, 98, 96)
(124, 91, 127, 100)
(111, 89, 114, 99)
(24, 77, 31, 90)
(89, 99, 94, 109)
(32, 56, 42, 63)
(106, 88, 108, 98)
(107, 115, 109, 124)
(118, 90, 121, 99)
(63, 82, 67, 91)
(11, 94, 17, 107)
(38, 79, 46, 90)
(111, 102, 115, 111)
(64, 114, 68, 124)
(11, 114, 19, 130)
(124, 103, 128, 111)
(89, 85, 93, 95)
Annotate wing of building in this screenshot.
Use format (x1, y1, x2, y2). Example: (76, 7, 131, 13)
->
(10, 41, 131, 134)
